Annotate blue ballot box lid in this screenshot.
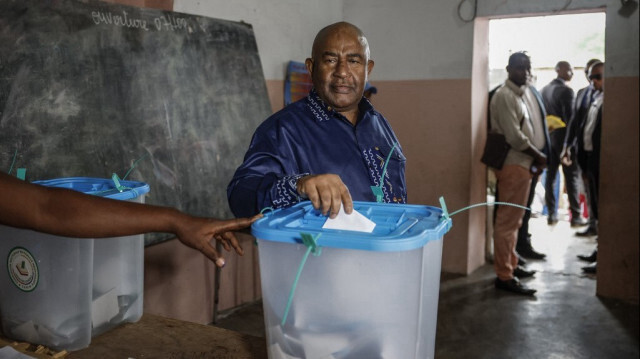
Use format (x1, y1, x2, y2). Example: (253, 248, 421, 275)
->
(32, 177, 150, 201)
(252, 201, 452, 252)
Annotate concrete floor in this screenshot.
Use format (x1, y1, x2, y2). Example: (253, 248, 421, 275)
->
(214, 214, 639, 358)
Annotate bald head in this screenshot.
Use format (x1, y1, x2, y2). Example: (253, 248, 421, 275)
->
(555, 61, 573, 81)
(311, 22, 371, 61)
(305, 21, 374, 123)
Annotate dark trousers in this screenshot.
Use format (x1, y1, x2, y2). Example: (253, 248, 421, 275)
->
(545, 128, 582, 219)
(584, 150, 600, 223)
(517, 173, 539, 250)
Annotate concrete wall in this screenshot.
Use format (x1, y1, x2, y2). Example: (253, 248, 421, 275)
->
(139, 0, 637, 324)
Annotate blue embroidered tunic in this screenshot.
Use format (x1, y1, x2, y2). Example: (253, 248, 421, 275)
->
(227, 89, 407, 217)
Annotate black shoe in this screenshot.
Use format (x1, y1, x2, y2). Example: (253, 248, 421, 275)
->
(517, 246, 547, 260)
(547, 213, 558, 225)
(582, 262, 597, 274)
(495, 277, 537, 296)
(570, 217, 589, 227)
(576, 227, 598, 237)
(517, 254, 527, 267)
(577, 249, 597, 263)
(513, 266, 536, 278)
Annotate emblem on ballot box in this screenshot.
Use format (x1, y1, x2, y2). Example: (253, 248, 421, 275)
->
(7, 247, 39, 292)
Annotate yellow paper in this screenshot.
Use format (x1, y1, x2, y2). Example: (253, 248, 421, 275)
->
(546, 115, 566, 132)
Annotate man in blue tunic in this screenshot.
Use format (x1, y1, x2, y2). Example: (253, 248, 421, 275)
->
(227, 22, 406, 218)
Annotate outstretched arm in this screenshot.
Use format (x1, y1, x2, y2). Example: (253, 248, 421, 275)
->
(0, 172, 260, 267)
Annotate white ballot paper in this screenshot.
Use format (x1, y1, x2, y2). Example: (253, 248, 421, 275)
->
(322, 206, 376, 233)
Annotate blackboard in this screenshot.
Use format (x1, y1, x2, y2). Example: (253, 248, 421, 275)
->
(0, 0, 272, 245)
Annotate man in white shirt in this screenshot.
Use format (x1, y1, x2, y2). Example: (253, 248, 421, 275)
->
(575, 61, 604, 274)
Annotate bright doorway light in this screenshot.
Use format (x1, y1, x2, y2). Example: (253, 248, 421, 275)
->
(488, 12, 606, 92)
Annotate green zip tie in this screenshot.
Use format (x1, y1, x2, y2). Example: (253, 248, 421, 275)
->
(281, 232, 322, 326)
(439, 196, 531, 222)
(104, 154, 149, 194)
(300, 232, 322, 256)
(370, 186, 384, 203)
(6, 149, 27, 180)
(370, 142, 398, 203)
(122, 153, 149, 180)
(7, 149, 18, 175)
(449, 201, 530, 217)
(111, 173, 126, 192)
(439, 196, 450, 221)
(16, 168, 26, 181)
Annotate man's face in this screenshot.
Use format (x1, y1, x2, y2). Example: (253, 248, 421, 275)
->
(558, 64, 573, 81)
(305, 28, 373, 113)
(589, 65, 604, 91)
(507, 57, 531, 87)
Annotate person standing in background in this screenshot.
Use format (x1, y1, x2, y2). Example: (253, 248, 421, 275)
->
(541, 61, 587, 227)
(489, 52, 549, 295)
(561, 58, 602, 238)
(567, 61, 605, 273)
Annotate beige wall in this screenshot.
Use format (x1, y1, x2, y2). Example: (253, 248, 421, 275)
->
(265, 80, 285, 113)
(372, 79, 483, 273)
(143, 238, 215, 323)
(144, 232, 259, 324)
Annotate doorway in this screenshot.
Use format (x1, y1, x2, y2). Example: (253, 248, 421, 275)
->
(483, 12, 606, 261)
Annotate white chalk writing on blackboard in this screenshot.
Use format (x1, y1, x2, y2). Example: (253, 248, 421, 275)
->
(91, 10, 188, 32)
(91, 10, 150, 31)
(154, 14, 188, 32)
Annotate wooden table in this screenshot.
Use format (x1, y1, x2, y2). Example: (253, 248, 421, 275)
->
(2, 314, 267, 359)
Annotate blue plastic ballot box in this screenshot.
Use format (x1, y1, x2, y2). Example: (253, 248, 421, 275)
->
(0, 177, 149, 351)
(252, 201, 451, 359)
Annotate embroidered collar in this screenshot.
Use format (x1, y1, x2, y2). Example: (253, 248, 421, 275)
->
(306, 89, 332, 122)
(305, 88, 375, 123)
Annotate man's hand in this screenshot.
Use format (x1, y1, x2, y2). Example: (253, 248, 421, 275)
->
(296, 174, 353, 218)
(531, 153, 547, 175)
(560, 146, 573, 166)
(524, 145, 547, 175)
(175, 214, 262, 267)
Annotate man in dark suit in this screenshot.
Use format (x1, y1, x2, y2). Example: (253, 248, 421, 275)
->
(561, 59, 601, 237)
(541, 61, 587, 227)
(563, 61, 604, 272)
